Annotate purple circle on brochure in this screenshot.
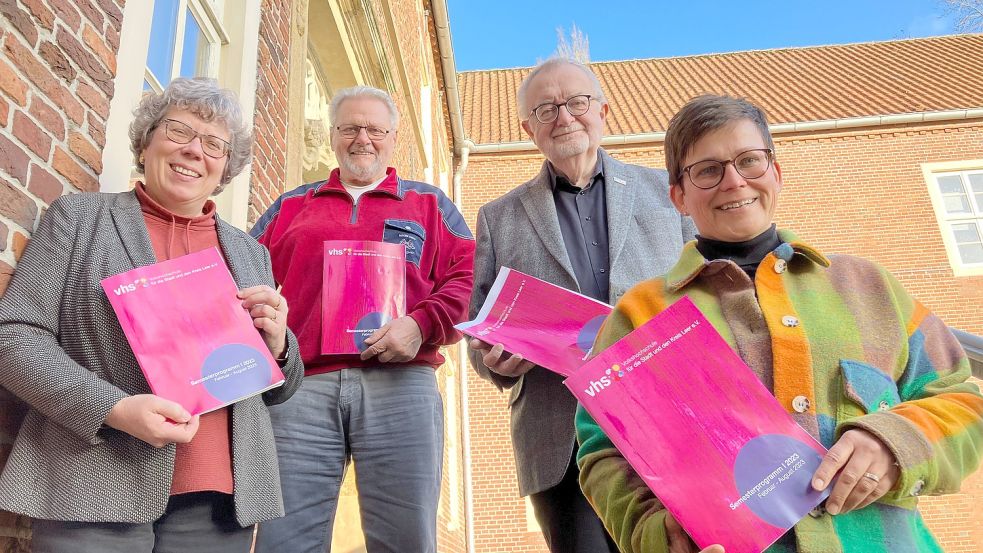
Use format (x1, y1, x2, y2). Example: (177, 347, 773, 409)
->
(576, 314, 608, 353)
(200, 343, 273, 402)
(732, 434, 825, 529)
(354, 311, 391, 352)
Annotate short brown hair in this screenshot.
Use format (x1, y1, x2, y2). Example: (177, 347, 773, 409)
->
(664, 95, 774, 187)
(129, 77, 252, 189)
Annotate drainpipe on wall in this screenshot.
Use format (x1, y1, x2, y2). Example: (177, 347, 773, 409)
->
(431, 1, 476, 551)
(453, 145, 469, 208)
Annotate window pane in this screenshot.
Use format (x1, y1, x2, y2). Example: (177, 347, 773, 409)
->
(180, 8, 210, 78)
(957, 243, 983, 264)
(952, 222, 981, 245)
(969, 173, 983, 213)
(943, 195, 972, 215)
(147, 0, 179, 85)
(937, 175, 965, 195)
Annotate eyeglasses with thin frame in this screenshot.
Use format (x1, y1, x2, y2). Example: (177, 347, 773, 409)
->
(529, 94, 596, 124)
(161, 119, 231, 159)
(682, 148, 775, 190)
(335, 124, 391, 140)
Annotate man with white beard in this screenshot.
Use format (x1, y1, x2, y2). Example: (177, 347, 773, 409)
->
(251, 86, 474, 553)
(468, 59, 696, 553)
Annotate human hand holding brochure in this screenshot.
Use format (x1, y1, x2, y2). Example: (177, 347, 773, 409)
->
(101, 247, 284, 416)
(567, 296, 830, 552)
(321, 240, 406, 355)
(456, 267, 612, 376)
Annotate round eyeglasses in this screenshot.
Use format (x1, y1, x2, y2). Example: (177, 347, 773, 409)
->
(682, 148, 774, 189)
(161, 119, 231, 159)
(529, 94, 595, 124)
(335, 124, 391, 140)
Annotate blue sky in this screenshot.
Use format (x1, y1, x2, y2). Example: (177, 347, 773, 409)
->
(447, 0, 958, 71)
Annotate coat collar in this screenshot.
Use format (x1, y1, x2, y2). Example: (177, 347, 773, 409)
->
(518, 161, 576, 283)
(110, 190, 157, 269)
(518, 149, 637, 288)
(109, 190, 249, 287)
(599, 149, 635, 271)
(314, 167, 401, 199)
(664, 228, 830, 292)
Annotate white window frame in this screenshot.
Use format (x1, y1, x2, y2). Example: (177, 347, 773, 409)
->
(921, 160, 983, 276)
(144, 0, 228, 93)
(101, 0, 261, 231)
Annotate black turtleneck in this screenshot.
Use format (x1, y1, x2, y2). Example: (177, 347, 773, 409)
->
(695, 225, 781, 279)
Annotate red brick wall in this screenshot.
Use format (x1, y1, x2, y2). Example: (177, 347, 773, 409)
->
(461, 119, 983, 553)
(0, 1, 122, 550)
(359, 0, 428, 186)
(246, 0, 292, 226)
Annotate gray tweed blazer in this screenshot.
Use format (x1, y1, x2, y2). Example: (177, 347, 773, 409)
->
(468, 150, 696, 496)
(0, 191, 304, 526)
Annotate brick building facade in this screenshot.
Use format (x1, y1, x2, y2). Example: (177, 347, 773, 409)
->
(2, 2, 982, 552)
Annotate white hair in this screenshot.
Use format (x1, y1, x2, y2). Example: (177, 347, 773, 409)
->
(516, 57, 607, 119)
(328, 86, 400, 129)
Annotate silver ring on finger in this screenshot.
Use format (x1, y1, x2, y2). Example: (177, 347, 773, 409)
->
(862, 472, 880, 483)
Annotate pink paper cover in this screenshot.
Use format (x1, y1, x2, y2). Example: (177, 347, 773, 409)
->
(321, 240, 406, 355)
(456, 267, 612, 377)
(566, 296, 829, 552)
(101, 247, 284, 416)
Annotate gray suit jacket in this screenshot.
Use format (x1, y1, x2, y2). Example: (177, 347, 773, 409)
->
(0, 191, 304, 525)
(469, 150, 696, 496)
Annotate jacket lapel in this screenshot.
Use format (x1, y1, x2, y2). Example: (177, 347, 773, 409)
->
(519, 162, 578, 284)
(215, 218, 247, 288)
(602, 150, 636, 270)
(110, 191, 157, 268)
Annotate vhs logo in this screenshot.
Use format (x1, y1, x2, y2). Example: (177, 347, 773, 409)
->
(112, 277, 148, 296)
(583, 364, 626, 397)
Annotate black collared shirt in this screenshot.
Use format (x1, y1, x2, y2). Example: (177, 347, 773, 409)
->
(549, 156, 610, 302)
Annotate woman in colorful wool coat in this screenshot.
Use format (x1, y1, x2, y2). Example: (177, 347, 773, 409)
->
(575, 95, 983, 553)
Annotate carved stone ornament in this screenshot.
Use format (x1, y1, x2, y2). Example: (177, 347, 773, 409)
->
(302, 58, 336, 174)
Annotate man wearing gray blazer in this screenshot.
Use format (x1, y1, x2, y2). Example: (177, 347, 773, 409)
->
(468, 58, 696, 553)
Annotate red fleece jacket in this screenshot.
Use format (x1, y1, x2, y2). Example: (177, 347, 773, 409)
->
(250, 168, 475, 375)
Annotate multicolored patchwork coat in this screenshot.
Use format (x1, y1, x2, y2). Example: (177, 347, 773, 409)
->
(576, 230, 983, 553)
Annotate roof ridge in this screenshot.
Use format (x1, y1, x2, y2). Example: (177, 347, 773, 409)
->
(457, 33, 983, 144)
(457, 33, 983, 74)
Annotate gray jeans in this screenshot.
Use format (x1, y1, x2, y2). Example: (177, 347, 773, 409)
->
(31, 492, 253, 553)
(255, 366, 444, 553)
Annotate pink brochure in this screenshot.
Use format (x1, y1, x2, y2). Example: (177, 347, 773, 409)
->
(101, 247, 284, 416)
(321, 240, 406, 355)
(456, 267, 612, 377)
(566, 296, 829, 552)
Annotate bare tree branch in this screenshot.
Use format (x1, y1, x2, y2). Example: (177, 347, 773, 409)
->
(554, 23, 590, 63)
(941, 0, 983, 32)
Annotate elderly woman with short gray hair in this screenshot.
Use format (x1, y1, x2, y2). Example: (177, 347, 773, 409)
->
(0, 77, 303, 552)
